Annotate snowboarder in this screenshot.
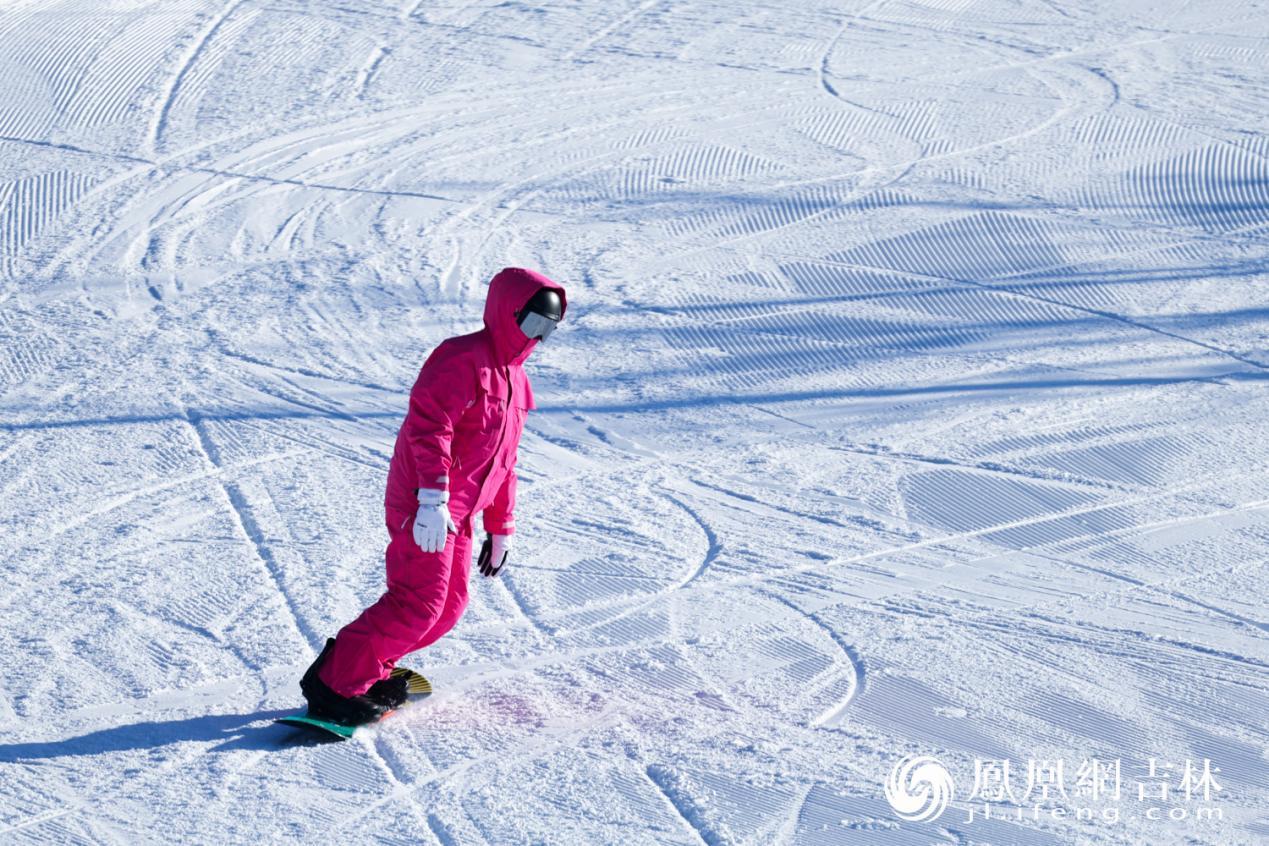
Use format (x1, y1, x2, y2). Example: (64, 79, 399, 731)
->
(299, 267, 567, 725)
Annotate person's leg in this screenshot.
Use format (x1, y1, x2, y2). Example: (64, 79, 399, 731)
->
(318, 509, 461, 698)
(411, 529, 474, 651)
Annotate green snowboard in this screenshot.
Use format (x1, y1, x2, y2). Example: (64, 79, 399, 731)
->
(276, 666, 432, 740)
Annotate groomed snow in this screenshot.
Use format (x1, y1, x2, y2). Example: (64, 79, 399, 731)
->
(1, 1, 1267, 844)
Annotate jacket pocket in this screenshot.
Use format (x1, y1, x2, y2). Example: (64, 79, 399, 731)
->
(463, 368, 507, 433)
(479, 393, 506, 431)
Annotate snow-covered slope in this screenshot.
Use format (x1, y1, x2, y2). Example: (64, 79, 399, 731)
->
(1, 1, 1266, 843)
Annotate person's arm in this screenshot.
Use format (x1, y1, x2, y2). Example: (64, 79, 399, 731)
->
(402, 348, 473, 495)
(477, 455, 517, 576)
(483, 467, 517, 537)
(402, 349, 473, 552)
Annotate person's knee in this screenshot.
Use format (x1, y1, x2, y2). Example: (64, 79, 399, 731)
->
(385, 579, 450, 628)
(443, 586, 470, 622)
(433, 584, 470, 631)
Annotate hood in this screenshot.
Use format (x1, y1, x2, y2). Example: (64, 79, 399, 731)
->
(482, 267, 568, 367)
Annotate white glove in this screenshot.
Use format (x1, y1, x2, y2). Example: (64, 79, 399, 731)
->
(478, 532, 513, 577)
(413, 488, 457, 553)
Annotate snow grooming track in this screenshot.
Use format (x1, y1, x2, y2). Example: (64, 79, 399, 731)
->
(184, 406, 317, 648)
(1, 1, 1268, 844)
(60, 9, 203, 133)
(0, 170, 96, 274)
(148, 0, 251, 155)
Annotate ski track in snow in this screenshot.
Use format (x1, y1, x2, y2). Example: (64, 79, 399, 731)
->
(1, 0, 1268, 844)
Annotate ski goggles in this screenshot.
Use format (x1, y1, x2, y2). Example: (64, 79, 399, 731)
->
(518, 310, 560, 342)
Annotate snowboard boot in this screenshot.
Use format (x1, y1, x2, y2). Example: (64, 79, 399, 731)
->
(300, 638, 389, 726)
(366, 673, 409, 710)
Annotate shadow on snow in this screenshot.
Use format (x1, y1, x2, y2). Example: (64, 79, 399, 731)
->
(0, 709, 326, 761)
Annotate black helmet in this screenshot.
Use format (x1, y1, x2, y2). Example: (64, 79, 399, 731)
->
(517, 288, 563, 341)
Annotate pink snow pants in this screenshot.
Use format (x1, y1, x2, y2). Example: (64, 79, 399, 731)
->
(319, 505, 473, 697)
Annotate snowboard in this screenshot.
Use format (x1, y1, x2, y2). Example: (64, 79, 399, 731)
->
(276, 666, 432, 740)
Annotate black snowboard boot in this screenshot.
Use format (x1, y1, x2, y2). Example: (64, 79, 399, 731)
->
(366, 673, 409, 710)
(300, 638, 389, 726)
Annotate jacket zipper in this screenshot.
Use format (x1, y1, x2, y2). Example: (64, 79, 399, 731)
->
(494, 366, 513, 463)
(481, 366, 513, 492)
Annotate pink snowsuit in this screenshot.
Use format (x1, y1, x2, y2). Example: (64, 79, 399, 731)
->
(320, 267, 567, 697)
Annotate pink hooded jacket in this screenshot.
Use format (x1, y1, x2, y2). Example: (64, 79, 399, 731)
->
(385, 268, 567, 536)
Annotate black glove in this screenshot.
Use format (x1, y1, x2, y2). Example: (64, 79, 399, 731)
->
(478, 533, 511, 578)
